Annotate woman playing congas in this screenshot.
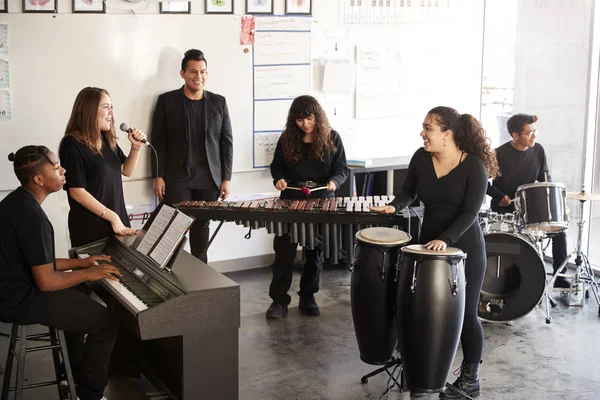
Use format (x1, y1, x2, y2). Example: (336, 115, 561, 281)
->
(371, 106, 499, 398)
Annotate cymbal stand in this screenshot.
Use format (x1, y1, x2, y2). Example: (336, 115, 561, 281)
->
(545, 197, 600, 322)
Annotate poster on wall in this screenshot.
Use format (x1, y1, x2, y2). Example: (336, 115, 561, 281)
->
(0, 25, 7, 55)
(0, 90, 11, 121)
(0, 59, 9, 90)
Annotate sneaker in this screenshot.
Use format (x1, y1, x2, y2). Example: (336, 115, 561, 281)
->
(299, 297, 320, 316)
(266, 303, 288, 319)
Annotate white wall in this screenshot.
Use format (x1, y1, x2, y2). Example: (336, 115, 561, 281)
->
(1, 0, 486, 272)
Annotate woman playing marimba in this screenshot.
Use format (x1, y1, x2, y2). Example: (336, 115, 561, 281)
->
(267, 95, 349, 319)
(372, 106, 499, 398)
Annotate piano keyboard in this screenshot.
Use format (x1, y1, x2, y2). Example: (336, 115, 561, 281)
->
(78, 252, 164, 314)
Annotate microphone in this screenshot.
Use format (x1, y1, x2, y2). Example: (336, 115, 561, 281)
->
(119, 123, 150, 146)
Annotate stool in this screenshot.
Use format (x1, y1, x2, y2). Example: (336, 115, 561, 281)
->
(1, 323, 78, 400)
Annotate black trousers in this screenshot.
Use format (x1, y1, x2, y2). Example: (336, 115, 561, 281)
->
(269, 235, 324, 305)
(0, 285, 118, 400)
(550, 231, 568, 272)
(164, 184, 219, 264)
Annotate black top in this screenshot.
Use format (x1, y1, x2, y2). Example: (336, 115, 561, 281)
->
(270, 130, 350, 200)
(487, 142, 550, 212)
(0, 187, 54, 314)
(389, 148, 488, 245)
(151, 88, 233, 189)
(59, 135, 130, 247)
(178, 97, 214, 189)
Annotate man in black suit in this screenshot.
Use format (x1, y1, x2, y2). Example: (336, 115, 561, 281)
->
(151, 49, 233, 264)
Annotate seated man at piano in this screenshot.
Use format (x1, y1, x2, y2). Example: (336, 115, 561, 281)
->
(0, 146, 121, 400)
(486, 113, 570, 289)
(267, 95, 349, 319)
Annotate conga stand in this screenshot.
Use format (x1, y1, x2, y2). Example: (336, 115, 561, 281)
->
(359, 357, 474, 400)
(545, 194, 600, 323)
(360, 355, 408, 398)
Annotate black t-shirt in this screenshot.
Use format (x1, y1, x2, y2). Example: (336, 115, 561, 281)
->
(389, 148, 488, 245)
(270, 130, 350, 200)
(488, 142, 550, 212)
(178, 97, 214, 189)
(0, 187, 54, 314)
(59, 134, 130, 247)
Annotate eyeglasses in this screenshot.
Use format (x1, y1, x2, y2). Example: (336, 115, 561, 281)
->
(522, 129, 537, 137)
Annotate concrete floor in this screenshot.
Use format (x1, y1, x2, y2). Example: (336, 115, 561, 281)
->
(1, 266, 599, 400)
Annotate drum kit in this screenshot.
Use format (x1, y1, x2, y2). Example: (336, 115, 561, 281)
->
(478, 182, 600, 324)
(348, 182, 600, 398)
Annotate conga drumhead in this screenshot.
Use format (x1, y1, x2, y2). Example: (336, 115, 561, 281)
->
(355, 227, 411, 247)
(401, 244, 465, 258)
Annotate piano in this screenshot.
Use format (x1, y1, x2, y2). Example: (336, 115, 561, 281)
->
(69, 235, 240, 400)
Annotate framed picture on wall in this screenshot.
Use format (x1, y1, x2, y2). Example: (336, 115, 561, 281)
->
(72, 0, 105, 13)
(204, 0, 233, 14)
(0, 0, 7, 13)
(160, 1, 191, 14)
(246, 0, 272, 15)
(23, 0, 57, 13)
(285, 0, 311, 15)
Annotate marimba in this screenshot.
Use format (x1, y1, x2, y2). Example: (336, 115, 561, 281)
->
(176, 196, 422, 265)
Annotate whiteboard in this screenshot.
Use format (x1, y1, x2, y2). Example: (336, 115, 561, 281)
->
(0, 14, 253, 191)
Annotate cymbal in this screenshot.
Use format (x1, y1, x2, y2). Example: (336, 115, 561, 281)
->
(567, 191, 600, 201)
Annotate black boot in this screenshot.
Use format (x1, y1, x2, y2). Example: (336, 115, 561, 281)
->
(439, 360, 481, 399)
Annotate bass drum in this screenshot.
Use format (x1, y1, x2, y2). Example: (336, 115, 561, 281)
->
(478, 231, 547, 322)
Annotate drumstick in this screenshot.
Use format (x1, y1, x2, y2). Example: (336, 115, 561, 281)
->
(302, 186, 328, 195)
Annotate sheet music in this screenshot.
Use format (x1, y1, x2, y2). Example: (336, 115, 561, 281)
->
(136, 205, 176, 255)
(149, 212, 193, 268)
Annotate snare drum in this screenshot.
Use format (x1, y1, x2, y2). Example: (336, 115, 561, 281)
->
(480, 211, 518, 235)
(350, 227, 411, 365)
(396, 244, 466, 393)
(515, 182, 569, 234)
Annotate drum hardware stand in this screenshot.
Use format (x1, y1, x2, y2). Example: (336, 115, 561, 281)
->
(544, 195, 600, 323)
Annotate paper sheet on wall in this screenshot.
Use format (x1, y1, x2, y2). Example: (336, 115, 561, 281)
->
(254, 31, 311, 65)
(320, 29, 352, 61)
(252, 16, 311, 168)
(0, 25, 7, 55)
(322, 61, 355, 93)
(0, 60, 10, 90)
(355, 46, 403, 119)
(254, 65, 310, 100)
(0, 90, 10, 121)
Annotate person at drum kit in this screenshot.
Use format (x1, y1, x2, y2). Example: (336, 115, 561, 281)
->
(266, 95, 349, 319)
(372, 106, 499, 398)
(486, 113, 570, 289)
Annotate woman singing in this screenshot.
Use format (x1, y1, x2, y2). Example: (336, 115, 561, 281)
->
(267, 95, 349, 319)
(59, 87, 146, 247)
(372, 106, 499, 398)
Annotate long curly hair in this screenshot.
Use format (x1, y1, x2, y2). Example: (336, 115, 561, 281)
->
(61, 87, 118, 155)
(429, 106, 500, 179)
(281, 95, 336, 164)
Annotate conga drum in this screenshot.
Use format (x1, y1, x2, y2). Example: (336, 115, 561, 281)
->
(396, 244, 467, 393)
(350, 227, 411, 365)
